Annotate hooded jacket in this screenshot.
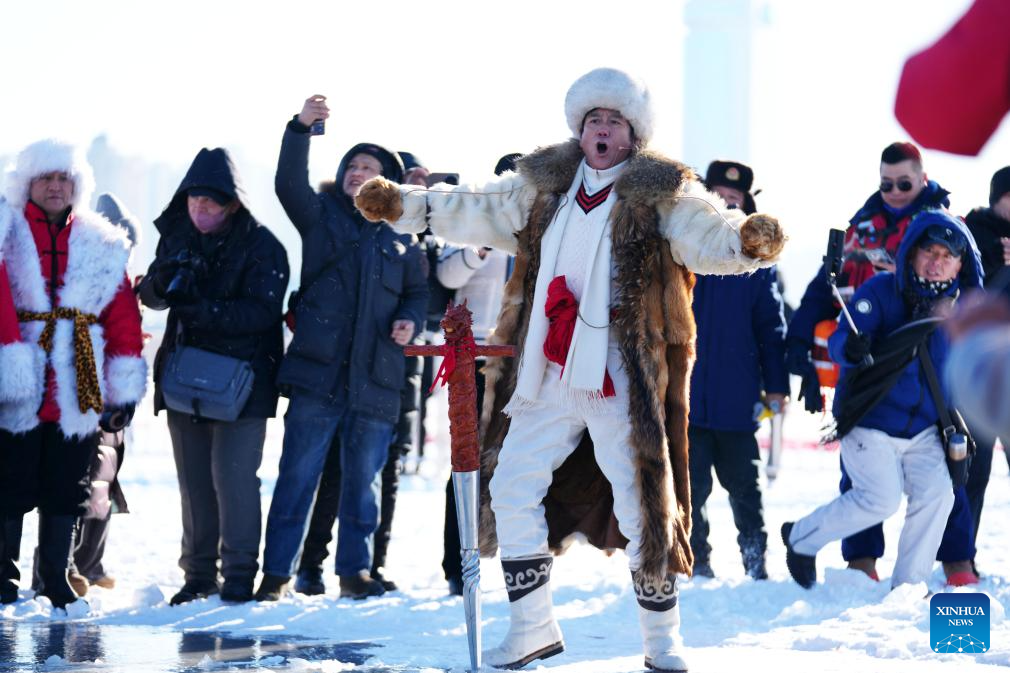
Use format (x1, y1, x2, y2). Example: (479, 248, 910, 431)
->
(964, 206, 1010, 287)
(828, 210, 984, 438)
(140, 148, 289, 419)
(789, 180, 951, 346)
(274, 121, 427, 424)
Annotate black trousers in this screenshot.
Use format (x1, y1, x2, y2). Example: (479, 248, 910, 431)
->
(0, 423, 95, 516)
(299, 439, 402, 574)
(688, 425, 767, 568)
(442, 364, 487, 581)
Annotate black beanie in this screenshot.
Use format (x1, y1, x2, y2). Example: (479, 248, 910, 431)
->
(990, 166, 1010, 207)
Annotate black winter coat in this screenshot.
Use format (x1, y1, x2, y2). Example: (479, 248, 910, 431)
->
(965, 207, 1010, 287)
(274, 123, 428, 424)
(140, 148, 290, 419)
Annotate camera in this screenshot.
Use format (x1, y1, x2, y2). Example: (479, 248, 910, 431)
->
(425, 172, 460, 187)
(164, 249, 207, 305)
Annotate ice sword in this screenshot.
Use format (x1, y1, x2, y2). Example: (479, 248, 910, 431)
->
(405, 301, 515, 672)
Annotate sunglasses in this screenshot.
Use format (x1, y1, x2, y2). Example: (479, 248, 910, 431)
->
(880, 179, 914, 193)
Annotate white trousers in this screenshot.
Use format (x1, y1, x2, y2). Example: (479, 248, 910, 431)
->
(789, 425, 954, 587)
(490, 352, 645, 569)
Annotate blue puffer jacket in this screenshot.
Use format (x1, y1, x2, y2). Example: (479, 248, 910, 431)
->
(828, 211, 983, 438)
(690, 267, 789, 432)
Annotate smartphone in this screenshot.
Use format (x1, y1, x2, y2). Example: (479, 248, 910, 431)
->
(426, 172, 460, 187)
(823, 229, 846, 283)
(310, 120, 325, 136)
(863, 247, 895, 268)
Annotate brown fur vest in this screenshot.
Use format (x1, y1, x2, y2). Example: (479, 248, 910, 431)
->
(479, 139, 697, 581)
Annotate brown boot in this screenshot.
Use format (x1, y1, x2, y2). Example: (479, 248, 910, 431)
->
(91, 575, 116, 589)
(846, 557, 879, 581)
(68, 571, 89, 597)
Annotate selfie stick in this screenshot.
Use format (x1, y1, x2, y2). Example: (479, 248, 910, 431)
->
(824, 229, 873, 367)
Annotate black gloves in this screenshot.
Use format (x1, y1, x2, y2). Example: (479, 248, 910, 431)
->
(786, 339, 823, 414)
(100, 403, 136, 433)
(797, 370, 824, 414)
(149, 258, 181, 297)
(843, 332, 873, 364)
(785, 339, 815, 378)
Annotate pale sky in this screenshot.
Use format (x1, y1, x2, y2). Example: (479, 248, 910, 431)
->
(1, 0, 1005, 303)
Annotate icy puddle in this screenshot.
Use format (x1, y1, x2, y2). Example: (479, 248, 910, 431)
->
(0, 623, 428, 672)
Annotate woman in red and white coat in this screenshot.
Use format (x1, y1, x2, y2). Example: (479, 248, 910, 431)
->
(0, 139, 145, 609)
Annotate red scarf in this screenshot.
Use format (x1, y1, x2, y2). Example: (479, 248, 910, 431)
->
(542, 275, 615, 397)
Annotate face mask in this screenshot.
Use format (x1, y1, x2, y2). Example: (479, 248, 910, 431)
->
(191, 208, 230, 233)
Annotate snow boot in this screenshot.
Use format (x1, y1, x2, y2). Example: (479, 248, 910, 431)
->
(370, 566, 397, 592)
(691, 559, 714, 579)
(740, 535, 768, 580)
(634, 570, 689, 673)
(338, 570, 385, 599)
(0, 514, 23, 604)
(170, 578, 221, 606)
(781, 522, 816, 589)
(35, 514, 79, 609)
(294, 566, 325, 595)
(220, 577, 254, 603)
(253, 574, 290, 602)
(484, 556, 564, 670)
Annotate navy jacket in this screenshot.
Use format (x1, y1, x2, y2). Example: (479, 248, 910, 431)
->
(141, 148, 290, 419)
(828, 212, 983, 438)
(788, 181, 950, 347)
(689, 267, 789, 432)
(274, 123, 428, 424)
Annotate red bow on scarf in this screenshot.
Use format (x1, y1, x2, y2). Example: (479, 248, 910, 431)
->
(542, 275, 615, 397)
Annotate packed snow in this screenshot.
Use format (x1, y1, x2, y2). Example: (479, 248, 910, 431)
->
(1, 384, 1006, 672)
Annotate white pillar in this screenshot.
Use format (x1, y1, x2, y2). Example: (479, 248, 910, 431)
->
(683, 0, 756, 170)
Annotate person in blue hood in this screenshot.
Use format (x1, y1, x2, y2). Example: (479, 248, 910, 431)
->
(783, 209, 983, 590)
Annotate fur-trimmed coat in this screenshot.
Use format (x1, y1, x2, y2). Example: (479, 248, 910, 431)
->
(361, 140, 784, 581)
(0, 200, 146, 438)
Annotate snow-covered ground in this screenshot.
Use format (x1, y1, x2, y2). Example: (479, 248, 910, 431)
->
(1, 388, 1007, 673)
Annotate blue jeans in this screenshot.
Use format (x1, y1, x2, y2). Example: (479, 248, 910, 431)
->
(262, 391, 393, 577)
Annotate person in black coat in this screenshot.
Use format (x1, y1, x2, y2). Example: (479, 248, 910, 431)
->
(257, 95, 428, 601)
(961, 165, 1010, 565)
(139, 148, 289, 605)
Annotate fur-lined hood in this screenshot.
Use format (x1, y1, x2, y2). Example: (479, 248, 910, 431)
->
(2, 139, 95, 213)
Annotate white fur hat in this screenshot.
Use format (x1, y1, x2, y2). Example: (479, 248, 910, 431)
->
(564, 68, 654, 145)
(2, 138, 95, 212)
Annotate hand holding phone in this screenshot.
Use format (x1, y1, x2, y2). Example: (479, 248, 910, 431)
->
(297, 95, 329, 135)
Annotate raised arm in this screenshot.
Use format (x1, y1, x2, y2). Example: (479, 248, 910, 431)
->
(658, 180, 785, 276)
(355, 173, 537, 253)
(274, 95, 329, 233)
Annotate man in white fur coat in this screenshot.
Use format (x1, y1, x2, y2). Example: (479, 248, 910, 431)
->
(0, 139, 146, 609)
(357, 68, 785, 673)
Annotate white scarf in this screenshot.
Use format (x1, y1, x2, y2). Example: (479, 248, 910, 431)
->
(503, 159, 624, 416)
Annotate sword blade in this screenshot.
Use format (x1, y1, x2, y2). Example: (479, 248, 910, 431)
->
(452, 470, 481, 672)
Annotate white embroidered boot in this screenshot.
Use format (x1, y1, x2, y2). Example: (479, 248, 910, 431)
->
(484, 556, 564, 670)
(634, 570, 689, 673)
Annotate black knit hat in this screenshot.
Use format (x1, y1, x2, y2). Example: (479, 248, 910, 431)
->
(990, 165, 1010, 207)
